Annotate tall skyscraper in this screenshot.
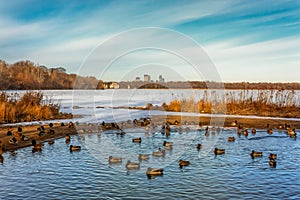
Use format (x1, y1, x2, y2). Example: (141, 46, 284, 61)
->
(144, 74, 151, 82)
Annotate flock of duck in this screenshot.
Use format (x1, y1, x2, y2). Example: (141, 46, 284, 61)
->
(0, 119, 297, 177)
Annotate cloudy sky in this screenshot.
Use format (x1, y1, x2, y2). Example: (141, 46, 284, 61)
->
(0, 0, 299, 82)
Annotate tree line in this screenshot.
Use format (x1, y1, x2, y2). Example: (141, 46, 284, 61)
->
(1, 60, 299, 90)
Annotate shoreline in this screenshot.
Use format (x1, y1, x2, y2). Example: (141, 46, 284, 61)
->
(1, 113, 299, 153)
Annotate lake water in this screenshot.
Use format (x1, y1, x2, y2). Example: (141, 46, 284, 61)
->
(0, 90, 299, 199)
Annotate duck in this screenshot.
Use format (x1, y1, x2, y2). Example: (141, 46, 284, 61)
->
(138, 154, 150, 161)
(126, 160, 140, 170)
(214, 148, 225, 155)
(0, 155, 3, 163)
(146, 167, 163, 176)
(269, 153, 277, 160)
(132, 137, 142, 143)
(21, 135, 30, 141)
(48, 140, 55, 145)
(231, 120, 238, 127)
(70, 145, 81, 152)
(33, 143, 43, 150)
(65, 134, 71, 143)
(9, 137, 18, 144)
(196, 144, 202, 150)
(250, 150, 263, 158)
(163, 141, 173, 147)
(269, 159, 276, 168)
(287, 129, 296, 138)
(108, 156, 122, 164)
(0, 148, 3, 156)
(178, 159, 190, 167)
(267, 128, 273, 134)
(228, 137, 235, 142)
(251, 128, 256, 135)
(243, 129, 248, 137)
(152, 148, 165, 157)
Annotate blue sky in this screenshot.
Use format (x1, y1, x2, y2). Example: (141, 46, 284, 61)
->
(0, 0, 299, 82)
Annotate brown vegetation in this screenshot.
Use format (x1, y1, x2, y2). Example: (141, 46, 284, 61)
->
(0, 91, 72, 124)
(157, 90, 300, 118)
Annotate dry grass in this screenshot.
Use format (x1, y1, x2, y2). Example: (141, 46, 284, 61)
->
(161, 90, 300, 118)
(0, 91, 71, 123)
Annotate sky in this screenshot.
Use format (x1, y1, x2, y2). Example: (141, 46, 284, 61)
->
(0, 0, 299, 82)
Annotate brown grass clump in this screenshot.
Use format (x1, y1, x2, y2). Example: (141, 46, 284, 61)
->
(0, 91, 71, 124)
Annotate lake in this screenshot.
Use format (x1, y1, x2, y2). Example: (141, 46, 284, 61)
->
(0, 89, 299, 199)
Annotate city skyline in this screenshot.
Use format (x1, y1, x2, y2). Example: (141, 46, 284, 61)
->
(0, 1, 299, 82)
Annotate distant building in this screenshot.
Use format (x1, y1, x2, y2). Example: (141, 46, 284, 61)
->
(159, 75, 165, 82)
(135, 77, 141, 82)
(144, 74, 151, 82)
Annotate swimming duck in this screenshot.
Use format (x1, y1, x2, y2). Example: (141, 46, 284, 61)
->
(108, 156, 122, 164)
(250, 150, 263, 158)
(267, 128, 273, 134)
(138, 154, 150, 161)
(196, 144, 202, 150)
(179, 159, 190, 167)
(269, 159, 276, 168)
(243, 129, 248, 137)
(287, 129, 296, 138)
(70, 145, 81, 152)
(251, 128, 256, 135)
(48, 140, 55, 145)
(152, 148, 165, 157)
(132, 137, 142, 143)
(146, 167, 163, 176)
(214, 148, 225, 155)
(126, 160, 140, 170)
(0, 148, 3, 156)
(269, 153, 277, 160)
(0, 155, 3, 163)
(228, 137, 235, 142)
(65, 134, 71, 143)
(163, 141, 173, 147)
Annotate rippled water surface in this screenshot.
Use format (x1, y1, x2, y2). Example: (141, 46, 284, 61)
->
(0, 127, 299, 199)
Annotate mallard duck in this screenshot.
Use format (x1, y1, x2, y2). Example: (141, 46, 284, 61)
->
(163, 141, 173, 147)
(269, 153, 277, 160)
(243, 129, 248, 137)
(70, 145, 81, 151)
(251, 150, 263, 157)
(126, 160, 140, 170)
(48, 140, 55, 145)
(267, 128, 273, 134)
(269, 159, 276, 168)
(138, 154, 150, 161)
(33, 143, 43, 150)
(21, 135, 30, 141)
(179, 159, 190, 167)
(108, 156, 122, 164)
(132, 137, 142, 143)
(9, 137, 18, 144)
(152, 148, 165, 157)
(214, 148, 225, 155)
(146, 167, 163, 176)
(228, 137, 235, 142)
(65, 134, 71, 143)
(287, 129, 296, 138)
(251, 128, 256, 134)
(196, 143, 202, 150)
